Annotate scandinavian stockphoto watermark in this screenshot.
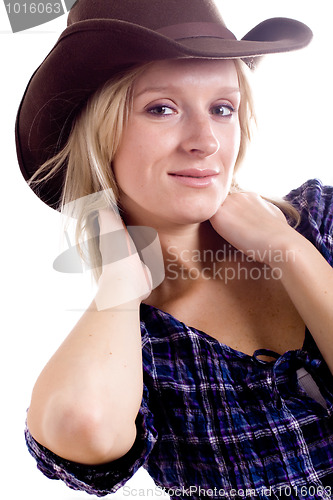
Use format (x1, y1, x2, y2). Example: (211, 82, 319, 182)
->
(53, 191, 296, 309)
(165, 244, 296, 283)
(53, 190, 166, 310)
(4, 0, 75, 32)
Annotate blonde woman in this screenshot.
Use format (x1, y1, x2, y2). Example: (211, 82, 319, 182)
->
(17, 1, 333, 498)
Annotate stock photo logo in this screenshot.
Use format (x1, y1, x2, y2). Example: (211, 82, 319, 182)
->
(4, 0, 76, 32)
(51, 191, 165, 310)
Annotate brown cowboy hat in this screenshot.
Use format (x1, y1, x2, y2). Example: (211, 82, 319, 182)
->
(15, 0, 312, 209)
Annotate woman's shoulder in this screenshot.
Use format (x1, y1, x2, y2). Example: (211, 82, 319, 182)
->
(140, 303, 190, 342)
(284, 178, 333, 216)
(284, 178, 333, 265)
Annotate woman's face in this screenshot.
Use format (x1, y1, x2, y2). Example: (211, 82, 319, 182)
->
(113, 59, 241, 228)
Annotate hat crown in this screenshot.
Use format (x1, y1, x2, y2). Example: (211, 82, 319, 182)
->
(68, 0, 226, 31)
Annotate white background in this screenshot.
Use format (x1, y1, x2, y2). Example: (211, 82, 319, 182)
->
(1, 1, 332, 499)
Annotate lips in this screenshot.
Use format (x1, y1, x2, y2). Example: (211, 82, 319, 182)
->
(168, 168, 219, 188)
(168, 168, 219, 178)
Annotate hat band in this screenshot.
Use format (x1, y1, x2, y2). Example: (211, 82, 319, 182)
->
(156, 22, 237, 41)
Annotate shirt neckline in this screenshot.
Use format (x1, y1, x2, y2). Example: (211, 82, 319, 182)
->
(141, 302, 308, 363)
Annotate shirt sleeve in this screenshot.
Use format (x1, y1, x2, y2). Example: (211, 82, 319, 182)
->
(285, 179, 333, 388)
(284, 178, 333, 266)
(24, 323, 158, 497)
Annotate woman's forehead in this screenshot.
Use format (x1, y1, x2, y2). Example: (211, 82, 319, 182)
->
(133, 58, 240, 94)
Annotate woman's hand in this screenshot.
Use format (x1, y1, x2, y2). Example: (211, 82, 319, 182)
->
(209, 192, 293, 266)
(95, 207, 152, 310)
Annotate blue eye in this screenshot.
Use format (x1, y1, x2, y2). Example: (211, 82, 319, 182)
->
(211, 105, 234, 117)
(147, 105, 175, 116)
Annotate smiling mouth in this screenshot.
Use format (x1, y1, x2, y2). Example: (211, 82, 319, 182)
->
(169, 173, 217, 178)
(167, 169, 219, 188)
(168, 169, 219, 178)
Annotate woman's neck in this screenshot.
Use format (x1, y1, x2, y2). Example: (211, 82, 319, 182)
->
(158, 220, 220, 267)
(142, 220, 233, 308)
(121, 204, 236, 306)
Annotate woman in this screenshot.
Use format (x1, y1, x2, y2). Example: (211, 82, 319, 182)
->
(16, 0, 333, 498)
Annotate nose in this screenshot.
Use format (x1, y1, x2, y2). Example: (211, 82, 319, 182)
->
(180, 114, 220, 158)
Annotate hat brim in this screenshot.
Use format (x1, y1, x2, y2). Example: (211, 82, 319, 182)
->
(16, 17, 312, 209)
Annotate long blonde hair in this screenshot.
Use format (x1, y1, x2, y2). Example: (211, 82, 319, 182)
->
(29, 59, 299, 279)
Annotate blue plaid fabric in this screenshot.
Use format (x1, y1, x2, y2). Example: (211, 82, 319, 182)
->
(25, 179, 333, 499)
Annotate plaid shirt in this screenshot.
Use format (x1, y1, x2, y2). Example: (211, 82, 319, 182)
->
(26, 179, 333, 499)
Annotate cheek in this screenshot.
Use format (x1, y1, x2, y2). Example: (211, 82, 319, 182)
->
(228, 123, 241, 164)
(113, 124, 175, 184)
(113, 140, 156, 196)
(217, 127, 241, 173)
(113, 127, 141, 182)
(115, 122, 154, 163)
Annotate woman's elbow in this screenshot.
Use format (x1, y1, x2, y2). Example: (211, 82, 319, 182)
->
(27, 396, 137, 464)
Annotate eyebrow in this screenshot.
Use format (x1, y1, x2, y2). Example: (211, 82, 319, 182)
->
(135, 86, 241, 98)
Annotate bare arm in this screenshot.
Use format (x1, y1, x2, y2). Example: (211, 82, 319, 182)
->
(271, 229, 333, 374)
(27, 210, 152, 465)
